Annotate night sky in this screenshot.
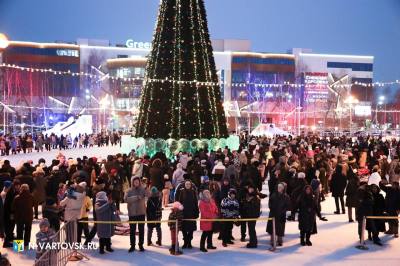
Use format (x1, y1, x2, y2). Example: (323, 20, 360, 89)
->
(0, 0, 399, 81)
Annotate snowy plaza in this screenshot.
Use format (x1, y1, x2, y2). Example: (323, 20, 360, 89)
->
(0, 146, 398, 266)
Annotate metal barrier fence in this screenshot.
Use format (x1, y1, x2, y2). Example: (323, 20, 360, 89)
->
(33, 217, 276, 265)
(356, 216, 400, 250)
(79, 217, 277, 253)
(34, 220, 79, 266)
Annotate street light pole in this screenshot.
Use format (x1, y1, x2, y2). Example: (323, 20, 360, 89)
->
(0, 33, 9, 135)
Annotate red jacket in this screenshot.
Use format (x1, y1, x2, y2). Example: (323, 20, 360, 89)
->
(199, 199, 218, 231)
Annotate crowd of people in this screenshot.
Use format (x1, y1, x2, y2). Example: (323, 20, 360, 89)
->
(0, 134, 399, 260)
(0, 131, 121, 156)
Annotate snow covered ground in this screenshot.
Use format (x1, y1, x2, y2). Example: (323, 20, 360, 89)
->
(1, 147, 400, 265)
(2, 145, 122, 167)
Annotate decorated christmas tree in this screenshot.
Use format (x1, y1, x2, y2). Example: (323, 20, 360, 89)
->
(136, 0, 228, 139)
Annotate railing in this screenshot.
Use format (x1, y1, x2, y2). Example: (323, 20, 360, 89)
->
(34, 220, 78, 266)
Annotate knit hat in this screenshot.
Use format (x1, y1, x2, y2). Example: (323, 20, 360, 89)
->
(228, 188, 237, 196)
(96, 191, 108, 202)
(39, 218, 50, 228)
(172, 201, 184, 211)
(298, 172, 306, 179)
(277, 183, 285, 192)
(3, 180, 12, 188)
(151, 186, 158, 195)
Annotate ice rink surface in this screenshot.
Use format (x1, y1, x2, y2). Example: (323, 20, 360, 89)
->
(1, 146, 400, 266)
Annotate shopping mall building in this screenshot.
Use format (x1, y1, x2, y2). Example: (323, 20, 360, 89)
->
(0, 38, 375, 134)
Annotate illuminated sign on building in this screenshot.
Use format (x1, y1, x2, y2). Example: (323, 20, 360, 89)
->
(354, 103, 372, 117)
(304, 72, 329, 103)
(56, 49, 79, 57)
(126, 39, 152, 49)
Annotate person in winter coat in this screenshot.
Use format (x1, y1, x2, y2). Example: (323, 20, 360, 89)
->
(379, 180, 400, 237)
(146, 187, 162, 246)
(177, 180, 199, 249)
(168, 201, 184, 255)
(149, 159, 164, 191)
(42, 198, 61, 231)
(95, 191, 116, 254)
(220, 188, 240, 247)
(241, 184, 261, 248)
(35, 218, 55, 259)
(368, 165, 382, 186)
(267, 182, 291, 246)
(198, 190, 218, 252)
(296, 185, 318, 246)
(331, 165, 347, 214)
(2, 180, 19, 248)
(108, 168, 123, 211)
(59, 182, 85, 222)
(0, 192, 4, 240)
(77, 183, 92, 244)
(12, 184, 34, 245)
(345, 169, 360, 222)
(356, 184, 382, 245)
(32, 168, 47, 219)
(369, 184, 386, 240)
(172, 163, 185, 188)
(125, 176, 148, 252)
(220, 177, 232, 200)
(288, 172, 308, 221)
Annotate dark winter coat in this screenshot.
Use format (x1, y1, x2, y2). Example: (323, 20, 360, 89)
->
(168, 210, 184, 231)
(12, 190, 34, 223)
(379, 182, 400, 212)
(241, 193, 261, 218)
(345, 174, 360, 208)
(3, 186, 17, 222)
(290, 178, 307, 210)
(95, 200, 116, 238)
(33, 174, 47, 204)
(146, 195, 162, 221)
(267, 191, 291, 236)
(331, 171, 347, 197)
(177, 188, 199, 232)
(45, 172, 63, 201)
(15, 174, 35, 193)
(356, 186, 373, 221)
(0, 198, 4, 237)
(297, 188, 318, 234)
(149, 166, 164, 191)
(371, 191, 386, 232)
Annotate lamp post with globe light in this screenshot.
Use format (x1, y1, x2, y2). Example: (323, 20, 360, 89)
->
(0, 33, 9, 134)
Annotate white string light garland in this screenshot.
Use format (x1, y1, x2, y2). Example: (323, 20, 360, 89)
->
(1, 63, 399, 88)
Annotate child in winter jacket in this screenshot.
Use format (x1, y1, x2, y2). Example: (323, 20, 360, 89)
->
(199, 190, 218, 252)
(35, 218, 55, 259)
(168, 201, 184, 255)
(146, 187, 162, 246)
(220, 188, 240, 247)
